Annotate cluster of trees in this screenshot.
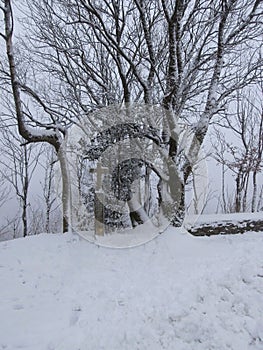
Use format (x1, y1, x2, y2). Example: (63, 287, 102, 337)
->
(212, 84, 263, 213)
(0, 0, 262, 238)
(0, 125, 61, 239)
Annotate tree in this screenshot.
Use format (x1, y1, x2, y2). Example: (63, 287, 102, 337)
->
(0, 122, 41, 237)
(0, 0, 72, 232)
(212, 87, 263, 213)
(1, 0, 262, 231)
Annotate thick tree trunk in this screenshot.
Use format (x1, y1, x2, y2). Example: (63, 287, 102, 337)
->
(57, 146, 71, 233)
(128, 198, 149, 227)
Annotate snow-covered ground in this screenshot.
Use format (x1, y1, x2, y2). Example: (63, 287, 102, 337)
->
(0, 228, 263, 350)
(185, 212, 263, 227)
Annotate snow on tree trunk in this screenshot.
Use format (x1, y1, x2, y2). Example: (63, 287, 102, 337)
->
(57, 145, 72, 233)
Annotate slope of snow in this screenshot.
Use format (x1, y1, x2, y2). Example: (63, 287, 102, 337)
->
(0, 228, 263, 350)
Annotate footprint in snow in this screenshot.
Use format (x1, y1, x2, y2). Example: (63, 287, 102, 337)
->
(13, 304, 24, 310)
(69, 306, 82, 326)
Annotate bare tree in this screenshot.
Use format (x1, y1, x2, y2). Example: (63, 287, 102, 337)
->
(1, 0, 262, 229)
(0, 216, 20, 241)
(212, 87, 263, 213)
(23, 0, 262, 217)
(0, 0, 72, 232)
(0, 122, 42, 236)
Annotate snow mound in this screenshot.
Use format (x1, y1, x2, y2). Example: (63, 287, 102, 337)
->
(0, 228, 263, 350)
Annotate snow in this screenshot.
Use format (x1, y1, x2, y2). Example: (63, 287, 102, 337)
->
(185, 212, 263, 228)
(78, 221, 166, 248)
(0, 227, 263, 350)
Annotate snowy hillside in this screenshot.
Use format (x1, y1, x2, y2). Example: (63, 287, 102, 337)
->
(0, 228, 263, 350)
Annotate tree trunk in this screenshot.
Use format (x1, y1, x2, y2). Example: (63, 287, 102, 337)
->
(22, 146, 29, 237)
(144, 166, 151, 216)
(235, 172, 241, 212)
(221, 163, 227, 213)
(251, 171, 257, 212)
(57, 145, 71, 233)
(128, 198, 149, 227)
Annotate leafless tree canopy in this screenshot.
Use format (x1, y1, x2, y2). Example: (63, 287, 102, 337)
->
(0, 0, 262, 232)
(20, 0, 262, 128)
